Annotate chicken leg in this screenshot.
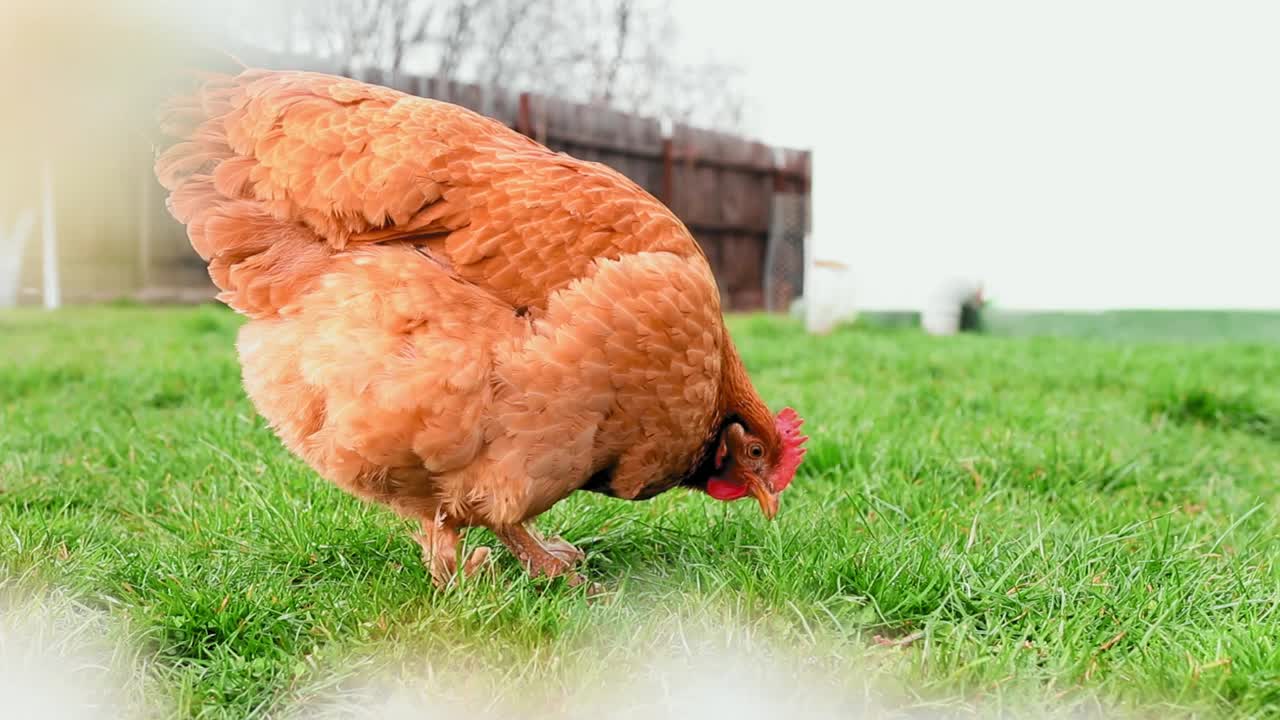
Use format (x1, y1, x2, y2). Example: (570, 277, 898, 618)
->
(413, 511, 490, 588)
(494, 523, 588, 586)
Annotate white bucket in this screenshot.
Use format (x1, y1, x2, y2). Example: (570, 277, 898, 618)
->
(922, 305, 962, 335)
(804, 258, 856, 334)
(922, 277, 983, 336)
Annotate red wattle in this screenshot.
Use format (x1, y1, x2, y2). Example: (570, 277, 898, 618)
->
(706, 477, 749, 501)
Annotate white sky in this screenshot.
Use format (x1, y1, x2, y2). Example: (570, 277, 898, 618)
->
(672, 1, 1280, 311)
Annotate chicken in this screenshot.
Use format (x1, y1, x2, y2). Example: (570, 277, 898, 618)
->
(154, 69, 807, 588)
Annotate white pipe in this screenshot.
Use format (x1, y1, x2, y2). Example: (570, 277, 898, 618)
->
(41, 161, 60, 310)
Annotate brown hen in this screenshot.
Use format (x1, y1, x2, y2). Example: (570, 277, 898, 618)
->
(155, 69, 807, 588)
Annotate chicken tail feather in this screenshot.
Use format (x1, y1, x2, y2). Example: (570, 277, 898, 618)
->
(154, 70, 333, 318)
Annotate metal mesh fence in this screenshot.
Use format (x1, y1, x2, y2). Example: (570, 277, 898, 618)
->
(764, 192, 809, 313)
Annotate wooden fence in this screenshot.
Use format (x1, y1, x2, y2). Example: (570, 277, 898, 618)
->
(12, 54, 811, 311)
(346, 61, 811, 311)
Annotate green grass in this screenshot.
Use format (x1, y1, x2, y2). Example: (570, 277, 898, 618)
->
(2, 306, 1279, 718)
(853, 309, 1280, 344)
(981, 310, 1280, 344)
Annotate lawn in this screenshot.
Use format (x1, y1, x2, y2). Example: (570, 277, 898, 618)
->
(2, 306, 1278, 718)
(982, 310, 1280, 344)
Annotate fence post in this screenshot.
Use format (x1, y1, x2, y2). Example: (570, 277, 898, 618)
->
(659, 117, 674, 207)
(41, 161, 60, 310)
(139, 169, 152, 292)
(0, 209, 36, 307)
(516, 92, 532, 137)
(765, 148, 783, 311)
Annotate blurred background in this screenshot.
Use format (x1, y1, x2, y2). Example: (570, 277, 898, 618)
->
(1, 0, 1277, 338)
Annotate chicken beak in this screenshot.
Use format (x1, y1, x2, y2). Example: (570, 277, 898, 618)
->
(748, 475, 779, 521)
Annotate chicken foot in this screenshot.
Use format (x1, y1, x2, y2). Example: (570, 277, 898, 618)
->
(413, 511, 490, 588)
(493, 523, 588, 586)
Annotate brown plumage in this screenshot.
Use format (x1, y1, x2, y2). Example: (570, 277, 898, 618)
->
(155, 69, 807, 588)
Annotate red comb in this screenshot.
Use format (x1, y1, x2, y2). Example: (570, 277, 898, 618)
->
(772, 407, 808, 491)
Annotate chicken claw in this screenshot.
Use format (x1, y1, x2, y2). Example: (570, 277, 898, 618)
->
(543, 534, 586, 566)
(414, 514, 490, 588)
(494, 523, 591, 588)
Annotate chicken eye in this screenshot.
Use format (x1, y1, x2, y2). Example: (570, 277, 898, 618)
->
(748, 443, 764, 459)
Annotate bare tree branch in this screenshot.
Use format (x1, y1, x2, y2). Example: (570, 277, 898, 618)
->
(597, 0, 632, 104)
(436, 0, 486, 82)
(226, 0, 747, 132)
